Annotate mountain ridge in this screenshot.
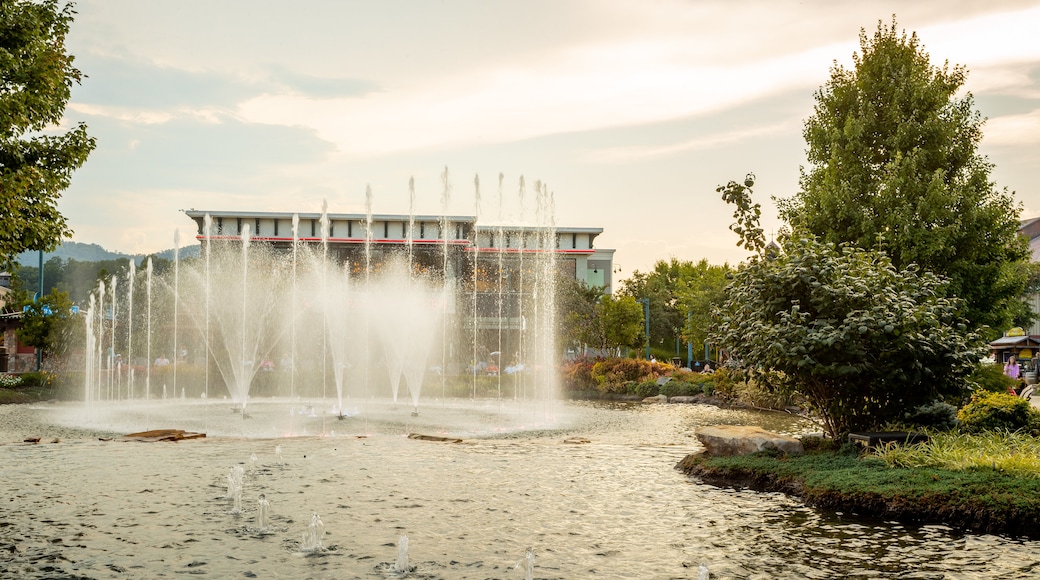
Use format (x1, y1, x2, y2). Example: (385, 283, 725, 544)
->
(15, 241, 199, 266)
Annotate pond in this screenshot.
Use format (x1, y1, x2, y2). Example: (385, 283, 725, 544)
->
(1, 400, 1037, 578)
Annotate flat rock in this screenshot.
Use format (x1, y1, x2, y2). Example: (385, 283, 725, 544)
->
(696, 425, 803, 456)
(120, 429, 206, 442)
(407, 433, 462, 443)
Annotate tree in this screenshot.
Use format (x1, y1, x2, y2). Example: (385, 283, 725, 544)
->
(619, 258, 730, 359)
(713, 235, 984, 439)
(0, 0, 96, 271)
(17, 287, 82, 365)
(777, 19, 1030, 336)
(557, 278, 605, 353)
(599, 294, 644, 354)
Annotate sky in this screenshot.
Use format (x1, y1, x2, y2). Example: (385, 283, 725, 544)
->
(55, 0, 1040, 277)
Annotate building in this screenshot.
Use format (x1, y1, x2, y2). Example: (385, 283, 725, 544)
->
(182, 210, 614, 374)
(182, 210, 616, 293)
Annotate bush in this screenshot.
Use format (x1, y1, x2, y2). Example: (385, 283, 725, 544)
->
(0, 374, 21, 388)
(903, 400, 960, 431)
(561, 358, 597, 392)
(17, 371, 54, 390)
(660, 380, 697, 397)
(634, 380, 659, 398)
(591, 358, 652, 393)
(957, 391, 1040, 433)
(801, 435, 840, 452)
(967, 362, 1018, 394)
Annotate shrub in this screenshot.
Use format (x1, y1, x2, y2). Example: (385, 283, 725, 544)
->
(967, 362, 1018, 394)
(660, 381, 697, 397)
(634, 380, 659, 398)
(561, 358, 597, 392)
(17, 371, 54, 390)
(591, 358, 652, 392)
(0, 374, 21, 388)
(801, 435, 840, 452)
(903, 400, 960, 431)
(710, 367, 742, 398)
(957, 391, 1040, 433)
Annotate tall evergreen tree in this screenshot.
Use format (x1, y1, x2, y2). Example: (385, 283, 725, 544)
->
(778, 18, 1030, 336)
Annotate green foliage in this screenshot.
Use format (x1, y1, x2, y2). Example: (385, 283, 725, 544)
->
(619, 258, 732, 362)
(967, 362, 1019, 394)
(0, 373, 21, 388)
(591, 358, 652, 393)
(684, 448, 1040, 535)
(600, 294, 644, 353)
(561, 357, 598, 391)
(713, 234, 984, 439)
(717, 173, 766, 254)
(16, 288, 83, 363)
(956, 391, 1040, 434)
(0, 0, 96, 270)
(800, 435, 841, 452)
(901, 400, 960, 431)
(634, 380, 659, 398)
(874, 430, 1040, 478)
(557, 278, 605, 353)
(777, 18, 1031, 335)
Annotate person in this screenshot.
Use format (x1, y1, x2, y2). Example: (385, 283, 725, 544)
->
(155, 354, 170, 366)
(1005, 355, 1022, 395)
(1005, 356, 1021, 379)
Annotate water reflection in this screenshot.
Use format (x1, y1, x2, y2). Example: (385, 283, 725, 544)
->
(0, 401, 1036, 578)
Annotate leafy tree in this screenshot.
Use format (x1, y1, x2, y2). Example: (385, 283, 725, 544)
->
(620, 258, 730, 360)
(713, 235, 984, 439)
(777, 19, 1030, 336)
(16, 287, 82, 364)
(557, 278, 605, 353)
(600, 294, 643, 354)
(0, 0, 96, 271)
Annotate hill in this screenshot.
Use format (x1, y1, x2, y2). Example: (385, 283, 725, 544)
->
(14, 241, 199, 267)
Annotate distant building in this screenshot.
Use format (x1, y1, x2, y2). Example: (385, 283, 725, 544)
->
(182, 210, 616, 294)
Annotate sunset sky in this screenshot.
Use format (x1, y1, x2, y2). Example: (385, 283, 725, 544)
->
(57, 0, 1040, 277)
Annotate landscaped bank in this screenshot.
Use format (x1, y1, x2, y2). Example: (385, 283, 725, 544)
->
(677, 443, 1040, 538)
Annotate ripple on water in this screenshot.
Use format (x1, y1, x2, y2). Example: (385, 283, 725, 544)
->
(1, 400, 1038, 578)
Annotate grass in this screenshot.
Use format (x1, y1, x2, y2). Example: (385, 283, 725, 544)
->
(678, 441, 1040, 537)
(873, 430, 1040, 478)
(0, 373, 62, 404)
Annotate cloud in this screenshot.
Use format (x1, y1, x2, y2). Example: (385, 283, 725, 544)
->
(984, 109, 1040, 146)
(583, 120, 799, 164)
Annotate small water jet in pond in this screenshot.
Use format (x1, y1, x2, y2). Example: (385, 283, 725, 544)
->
(515, 547, 535, 580)
(395, 535, 410, 574)
(249, 453, 258, 473)
(301, 512, 324, 552)
(230, 481, 243, 515)
(256, 494, 270, 532)
(275, 445, 283, 465)
(698, 563, 710, 579)
(226, 465, 244, 499)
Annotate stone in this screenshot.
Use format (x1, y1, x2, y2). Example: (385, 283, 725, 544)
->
(407, 433, 462, 443)
(122, 429, 206, 442)
(643, 394, 669, 403)
(695, 425, 803, 456)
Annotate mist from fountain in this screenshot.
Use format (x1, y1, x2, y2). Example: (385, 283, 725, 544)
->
(76, 174, 561, 437)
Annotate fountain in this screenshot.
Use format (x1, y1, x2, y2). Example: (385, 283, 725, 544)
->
(256, 493, 270, 532)
(515, 547, 535, 580)
(301, 512, 325, 552)
(395, 535, 410, 574)
(71, 174, 562, 438)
